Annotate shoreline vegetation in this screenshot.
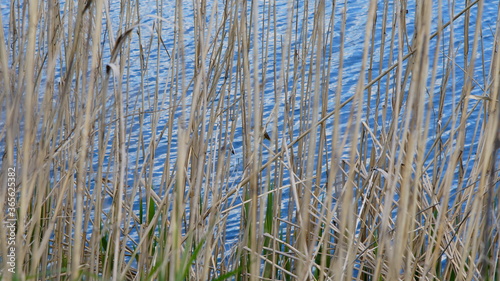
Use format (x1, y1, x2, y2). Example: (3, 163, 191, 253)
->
(1, 0, 499, 280)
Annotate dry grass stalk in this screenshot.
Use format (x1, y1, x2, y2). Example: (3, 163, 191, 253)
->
(0, 0, 498, 280)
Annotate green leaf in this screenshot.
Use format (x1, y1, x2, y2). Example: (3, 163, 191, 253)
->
(212, 266, 243, 281)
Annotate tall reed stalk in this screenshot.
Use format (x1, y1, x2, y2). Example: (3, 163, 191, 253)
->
(0, 0, 499, 280)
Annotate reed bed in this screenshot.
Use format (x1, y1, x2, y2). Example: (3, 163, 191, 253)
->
(0, 0, 499, 280)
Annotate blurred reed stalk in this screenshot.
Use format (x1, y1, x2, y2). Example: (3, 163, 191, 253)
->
(0, 0, 499, 280)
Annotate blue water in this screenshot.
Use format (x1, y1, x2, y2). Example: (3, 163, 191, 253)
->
(1, 0, 499, 275)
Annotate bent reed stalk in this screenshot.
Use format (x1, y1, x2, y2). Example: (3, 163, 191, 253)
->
(0, 0, 499, 280)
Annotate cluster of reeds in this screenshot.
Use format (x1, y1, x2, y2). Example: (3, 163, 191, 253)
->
(1, 0, 499, 280)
